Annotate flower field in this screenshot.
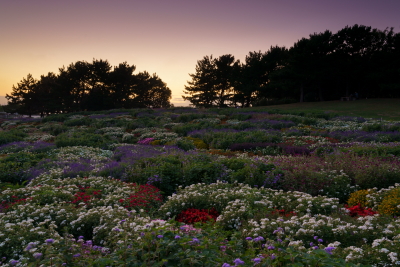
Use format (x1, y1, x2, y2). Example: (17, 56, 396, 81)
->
(1, 107, 400, 266)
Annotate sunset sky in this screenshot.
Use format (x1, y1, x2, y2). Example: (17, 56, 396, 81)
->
(1, 0, 399, 106)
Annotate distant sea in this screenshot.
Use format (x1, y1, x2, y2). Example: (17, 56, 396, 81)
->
(0, 96, 7, 105)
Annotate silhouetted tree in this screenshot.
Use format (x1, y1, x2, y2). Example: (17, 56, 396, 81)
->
(7, 59, 172, 114)
(183, 55, 239, 108)
(183, 55, 218, 108)
(134, 71, 172, 108)
(6, 74, 37, 117)
(108, 62, 137, 108)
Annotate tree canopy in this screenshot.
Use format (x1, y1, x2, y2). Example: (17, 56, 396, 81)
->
(183, 25, 400, 108)
(6, 59, 172, 116)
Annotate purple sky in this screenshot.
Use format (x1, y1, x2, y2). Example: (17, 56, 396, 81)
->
(1, 0, 399, 106)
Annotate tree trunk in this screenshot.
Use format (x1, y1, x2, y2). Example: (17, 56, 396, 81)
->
(299, 83, 304, 102)
(318, 86, 324, 101)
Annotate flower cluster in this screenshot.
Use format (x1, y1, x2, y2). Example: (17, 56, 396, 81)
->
(176, 207, 219, 224)
(344, 204, 378, 217)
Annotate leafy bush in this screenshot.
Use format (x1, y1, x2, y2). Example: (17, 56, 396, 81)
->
(347, 189, 376, 208)
(63, 116, 93, 127)
(0, 130, 27, 145)
(185, 136, 208, 149)
(41, 113, 68, 122)
(55, 132, 114, 149)
(175, 138, 196, 151)
(0, 151, 43, 184)
(378, 187, 400, 216)
(171, 123, 202, 136)
(362, 123, 384, 132)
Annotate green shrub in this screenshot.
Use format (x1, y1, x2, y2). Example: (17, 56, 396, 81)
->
(55, 132, 114, 149)
(362, 123, 384, 132)
(172, 123, 202, 136)
(64, 117, 93, 127)
(125, 117, 159, 129)
(175, 113, 204, 123)
(48, 124, 69, 136)
(347, 189, 376, 208)
(175, 138, 196, 151)
(0, 130, 27, 145)
(41, 114, 68, 123)
(185, 137, 208, 149)
(0, 151, 42, 184)
(378, 187, 400, 216)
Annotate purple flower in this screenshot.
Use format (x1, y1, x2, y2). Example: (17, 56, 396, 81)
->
(313, 236, 318, 240)
(325, 246, 336, 255)
(114, 228, 120, 232)
(233, 258, 245, 266)
(33, 253, 43, 259)
(318, 239, 323, 243)
(25, 242, 35, 251)
(314, 246, 319, 250)
(267, 245, 275, 250)
(271, 254, 276, 260)
(220, 246, 227, 251)
(157, 235, 163, 239)
(73, 253, 81, 257)
(309, 242, 314, 247)
(245, 237, 253, 240)
(222, 264, 231, 267)
(10, 260, 19, 266)
(190, 238, 200, 244)
(45, 239, 54, 244)
(252, 257, 262, 264)
(175, 235, 181, 239)
(62, 263, 67, 266)
(253, 236, 265, 242)
(78, 236, 84, 239)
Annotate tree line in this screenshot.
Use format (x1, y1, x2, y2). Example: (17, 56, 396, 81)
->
(6, 59, 172, 116)
(183, 24, 400, 107)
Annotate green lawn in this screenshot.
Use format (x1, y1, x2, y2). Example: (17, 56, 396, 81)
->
(253, 98, 400, 121)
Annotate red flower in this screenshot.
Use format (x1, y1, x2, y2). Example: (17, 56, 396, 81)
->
(345, 204, 377, 217)
(70, 186, 102, 207)
(176, 208, 219, 224)
(270, 209, 297, 217)
(123, 184, 163, 212)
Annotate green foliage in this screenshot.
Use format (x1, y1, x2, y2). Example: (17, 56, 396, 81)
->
(125, 153, 227, 196)
(64, 117, 93, 127)
(204, 130, 282, 149)
(0, 151, 42, 184)
(175, 113, 208, 123)
(220, 157, 279, 187)
(44, 124, 69, 136)
(125, 117, 160, 129)
(55, 131, 114, 149)
(175, 138, 196, 151)
(344, 145, 400, 157)
(125, 154, 281, 196)
(41, 114, 68, 122)
(0, 129, 27, 145)
(171, 123, 202, 136)
(185, 137, 209, 149)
